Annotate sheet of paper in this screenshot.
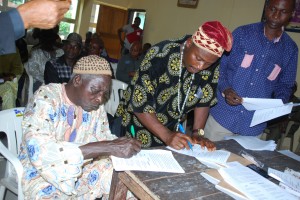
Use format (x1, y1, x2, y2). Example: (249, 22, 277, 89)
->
(111, 149, 185, 173)
(224, 136, 276, 151)
(167, 144, 230, 164)
(250, 103, 293, 127)
(242, 98, 284, 111)
(219, 162, 297, 200)
(278, 150, 300, 162)
(268, 168, 300, 196)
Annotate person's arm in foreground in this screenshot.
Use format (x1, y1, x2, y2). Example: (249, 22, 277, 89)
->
(79, 137, 141, 159)
(192, 107, 216, 151)
(17, 0, 70, 30)
(0, 0, 70, 55)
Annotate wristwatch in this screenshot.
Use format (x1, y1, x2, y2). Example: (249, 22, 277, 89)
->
(192, 128, 205, 136)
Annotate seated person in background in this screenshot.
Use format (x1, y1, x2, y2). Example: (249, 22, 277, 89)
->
(142, 42, 151, 56)
(81, 31, 92, 56)
(44, 32, 82, 84)
(116, 41, 142, 84)
(19, 55, 141, 199)
(27, 28, 64, 92)
(88, 36, 115, 79)
(266, 82, 300, 143)
(115, 21, 232, 150)
(0, 48, 23, 109)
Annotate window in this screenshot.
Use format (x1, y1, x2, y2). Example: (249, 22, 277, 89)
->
(58, 0, 78, 39)
(89, 3, 100, 33)
(0, 0, 26, 12)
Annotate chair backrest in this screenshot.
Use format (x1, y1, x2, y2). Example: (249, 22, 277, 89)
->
(0, 108, 24, 157)
(110, 62, 118, 78)
(104, 79, 128, 116)
(0, 107, 24, 200)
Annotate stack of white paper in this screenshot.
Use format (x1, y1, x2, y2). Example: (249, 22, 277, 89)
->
(218, 162, 297, 200)
(111, 149, 185, 173)
(268, 168, 300, 197)
(278, 150, 300, 162)
(224, 135, 276, 151)
(167, 144, 231, 169)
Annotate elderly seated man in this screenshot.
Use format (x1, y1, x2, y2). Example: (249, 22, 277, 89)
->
(19, 55, 141, 199)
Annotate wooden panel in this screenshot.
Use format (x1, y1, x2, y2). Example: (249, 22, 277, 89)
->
(96, 5, 128, 60)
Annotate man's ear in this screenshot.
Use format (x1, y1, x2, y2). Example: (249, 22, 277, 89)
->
(186, 37, 193, 48)
(72, 74, 82, 87)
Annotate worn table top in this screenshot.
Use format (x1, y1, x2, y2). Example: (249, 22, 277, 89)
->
(109, 140, 300, 200)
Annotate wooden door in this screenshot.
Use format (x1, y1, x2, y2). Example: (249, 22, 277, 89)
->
(96, 5, 128, 60)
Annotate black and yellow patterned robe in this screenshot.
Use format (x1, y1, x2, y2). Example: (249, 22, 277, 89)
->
(116, 35, 219, 148)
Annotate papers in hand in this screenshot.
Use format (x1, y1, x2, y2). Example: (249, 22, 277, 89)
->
(111, 149, 184, 173)
(242, 98, 298, 127)
(224, 135, 276, 151)
(167, 144, 230, 168)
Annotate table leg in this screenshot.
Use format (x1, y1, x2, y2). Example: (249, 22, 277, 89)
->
(109, 170, 128, 200)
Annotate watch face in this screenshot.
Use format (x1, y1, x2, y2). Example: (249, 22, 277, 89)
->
(199, 129, 204, 136)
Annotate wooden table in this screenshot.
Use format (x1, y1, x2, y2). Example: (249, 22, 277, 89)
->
(109, 140, 300, 200)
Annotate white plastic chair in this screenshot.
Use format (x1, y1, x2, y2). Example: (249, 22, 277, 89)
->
(104, 79, 128, 116)
(110, 62, 118, 78)
(0, 107, 25, 200)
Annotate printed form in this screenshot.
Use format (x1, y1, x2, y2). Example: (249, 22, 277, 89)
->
(242, 98, 299, 127)
(219, 162, 297, 200)
(111, 149, 185, 173)
(167, 144, 230, 164)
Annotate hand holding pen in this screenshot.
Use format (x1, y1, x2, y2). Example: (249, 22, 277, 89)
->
(178, 123, 193, 151)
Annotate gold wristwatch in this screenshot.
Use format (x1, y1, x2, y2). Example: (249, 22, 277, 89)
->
(193, 128, 205, 136)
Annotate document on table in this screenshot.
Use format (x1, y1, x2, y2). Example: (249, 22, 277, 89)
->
(268, 168, 300, 197)
(219, 162, 297, 200)
(111, 149, 185, 173)
(278, 150, 300, 162)
(167, 144, 230, 164)
(224, 135, 276, 151)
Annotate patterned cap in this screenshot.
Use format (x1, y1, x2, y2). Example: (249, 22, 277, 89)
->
(73, 55, 112, 76)
(192, 21, 233, 57)
(63, 32, 83, 46)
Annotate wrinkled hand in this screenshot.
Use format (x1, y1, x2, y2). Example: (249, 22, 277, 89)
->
(109, 137, 142, 158)
(18, 0, 71, 29)
(223, 88, 243, 106)
(192, 135, 216, 151)
(166, 132, 194, 150)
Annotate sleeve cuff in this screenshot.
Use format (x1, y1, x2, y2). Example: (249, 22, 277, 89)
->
(8, 8, 25, 40)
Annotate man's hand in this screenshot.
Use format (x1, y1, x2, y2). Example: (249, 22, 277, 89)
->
(17, 0, 71, 29)
(192, 135, 216, 151)
(108, 137, 142, 158)
(223, 88, 243, 106)
(166, 132, 194, 150)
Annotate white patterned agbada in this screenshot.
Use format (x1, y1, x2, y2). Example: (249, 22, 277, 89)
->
(19, 83, 117, 199)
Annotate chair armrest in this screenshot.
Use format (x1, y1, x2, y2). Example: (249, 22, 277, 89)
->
(0, 142, 23, 180)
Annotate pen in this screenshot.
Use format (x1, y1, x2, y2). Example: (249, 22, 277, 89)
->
(130, 125, 136, 137)
(178, 123, 193, 151)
